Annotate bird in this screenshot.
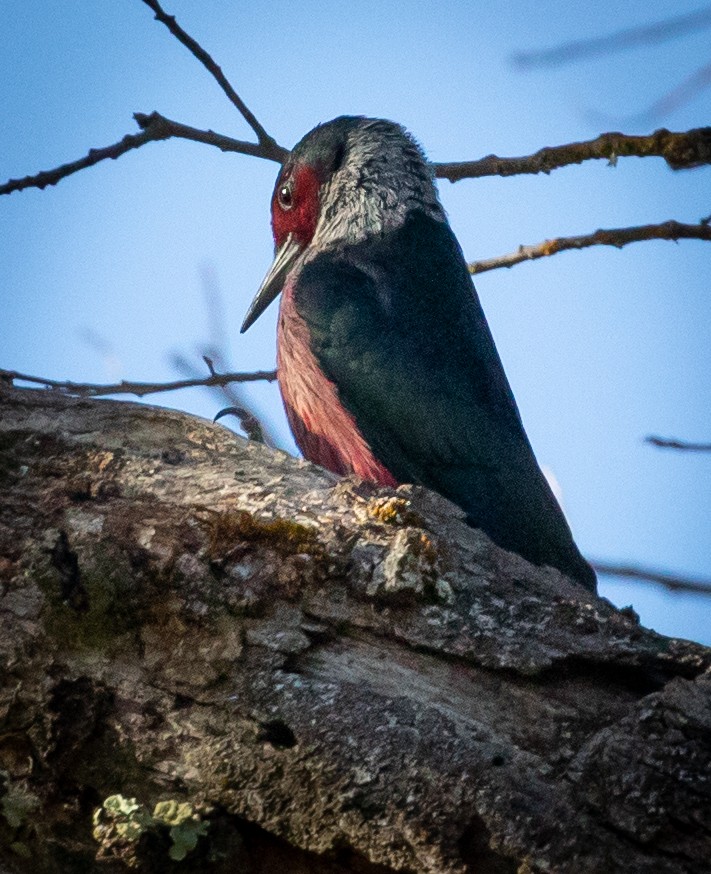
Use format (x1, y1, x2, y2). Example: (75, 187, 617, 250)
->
(240, 116, 596, 591)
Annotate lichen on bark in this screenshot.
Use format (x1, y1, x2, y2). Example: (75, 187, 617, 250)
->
(1, 385, 709, 873)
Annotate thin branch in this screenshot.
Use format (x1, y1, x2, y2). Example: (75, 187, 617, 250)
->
(171, 354, 269, 445)
(140, 0, 278, 150)
(434, 127, 711, 183)
(592, 560, 711, 596)
(646, 436, 711, 453)
(512, 7, 711, 68)
(165, 269, 279, 447)
(0, 368, 276, 399)
(3, 0, 295, 198)
(0, 112, 286, 197)
(133, 112, 287, 161)
(0, 125, 158, 197)
(468, 220, 711, 275)
(5, 118, 707, 197)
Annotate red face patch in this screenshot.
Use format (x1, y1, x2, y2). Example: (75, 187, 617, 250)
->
(271, 164, 321, 249)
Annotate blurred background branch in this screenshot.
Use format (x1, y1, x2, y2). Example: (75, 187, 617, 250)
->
(167, 266, 279, 445)
(512, 6, 711, 69)
(513, 5, 711, 125)
(646, 435, 711, 452)
(593, 560, 711, 595)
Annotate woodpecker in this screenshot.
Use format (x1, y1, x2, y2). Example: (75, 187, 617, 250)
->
(241, 116, 596, 591)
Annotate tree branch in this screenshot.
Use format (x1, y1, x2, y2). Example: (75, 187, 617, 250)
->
(0, 125, 159, 197)
(468, 219, 711, 274)
(593, 560, 711, 596)
(140, 0, 279, 150)
(5, 117, 708, 197)
(646, 435, 711, 453)
(133, 111, 288, 161)
(0, 366, 276, 398)
(0, 112, 285, 197)
(2, 0, 296, 199)
(434, 126, 711, 182)
(171, 354, 273, 446)
(511, 7, 711, 68)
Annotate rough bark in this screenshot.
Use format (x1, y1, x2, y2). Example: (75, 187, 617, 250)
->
(0, 385, 709, 874)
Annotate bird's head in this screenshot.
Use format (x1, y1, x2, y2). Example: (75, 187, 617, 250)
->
(240, 116, 444, 332)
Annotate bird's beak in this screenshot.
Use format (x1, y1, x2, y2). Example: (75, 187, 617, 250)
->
(240, 233, 303, 333)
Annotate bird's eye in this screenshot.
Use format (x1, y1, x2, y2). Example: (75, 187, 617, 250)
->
(277, 182, 294, 210)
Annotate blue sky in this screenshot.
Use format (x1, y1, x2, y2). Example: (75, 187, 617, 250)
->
(2, 1, 710, 643)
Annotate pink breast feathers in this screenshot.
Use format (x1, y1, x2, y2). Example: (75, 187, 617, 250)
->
(277, 280, 398, 487)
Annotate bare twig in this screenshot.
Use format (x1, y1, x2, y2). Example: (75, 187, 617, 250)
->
(0, 112, 285, 197)
(140, 0, 278, 150)
(166, 267, 279, 446)
(646, 435, 711, 453)
(512, 7, 711, 68)
(133, 112, 287, 161)
(0, 125, 159, 197)
(468, 220, 711, 275)
(434, 127, 711, 183)
(171, 353, 270, 444)
(593, 560, 711, 595)
(0, 368, 276, 398)
(2, 0, 296, 200)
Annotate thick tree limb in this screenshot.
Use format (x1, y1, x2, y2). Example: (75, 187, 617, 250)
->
(1, 385, 709, 873)
(468, 219, 711, 274)
(0, 365, 276, 398)
(434, 126, 711, 182)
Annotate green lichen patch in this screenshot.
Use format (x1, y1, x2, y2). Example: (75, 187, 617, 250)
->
(92, 794, 153, 866)
(153, 800, 209, 861)
(92, 794, 208, 866)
